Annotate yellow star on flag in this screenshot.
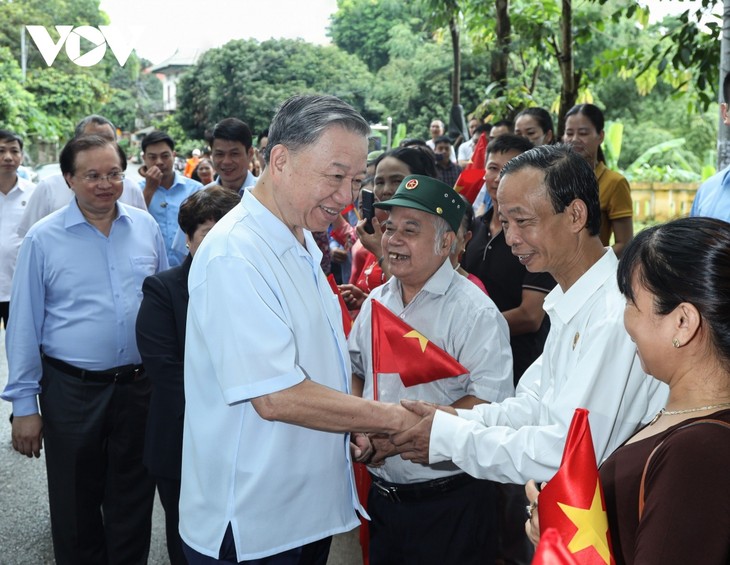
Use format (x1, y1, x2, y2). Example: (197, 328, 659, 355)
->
(557, 480, 611, 564)
(403, 330, 428, 352)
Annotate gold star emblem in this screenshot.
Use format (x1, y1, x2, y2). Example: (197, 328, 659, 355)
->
(403, 330, 428, 352)
(557, 480, 611, 564)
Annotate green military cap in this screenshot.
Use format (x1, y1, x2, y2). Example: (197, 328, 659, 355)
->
(374, 174, 465, 233)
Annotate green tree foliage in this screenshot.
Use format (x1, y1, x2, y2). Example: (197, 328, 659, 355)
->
(100, 60, 163, 131)
(176, 38, 375, 140)
(329, 0, 422, 73)
(0, 47, 60, 139)
(0, 0, 161, 141)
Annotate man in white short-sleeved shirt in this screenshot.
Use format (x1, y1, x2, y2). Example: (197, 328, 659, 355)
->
(0, 129, 35, 326)
(180, 94, 420, 564)
(391, 144, 668, 485)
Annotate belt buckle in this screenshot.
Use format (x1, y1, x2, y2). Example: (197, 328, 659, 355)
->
(373, 480, 400, 503)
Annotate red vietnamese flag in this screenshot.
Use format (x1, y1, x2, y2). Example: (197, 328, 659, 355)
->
(538, 409, 615, 565)
(454, 132, 488, 204)
(470, 131, 488, 168)
(370, 300, 468, 399)
(326, 274, 353, 338)
(533, 529, 580, 565)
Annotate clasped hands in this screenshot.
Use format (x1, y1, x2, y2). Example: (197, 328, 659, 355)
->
(350, 399, 457, 466)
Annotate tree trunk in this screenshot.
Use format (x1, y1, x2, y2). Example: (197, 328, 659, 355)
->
(450, 14, 461, 106)
(718, 0, 730, 170)
(557, 0, 578, 140)
(491, 0, 510, 96)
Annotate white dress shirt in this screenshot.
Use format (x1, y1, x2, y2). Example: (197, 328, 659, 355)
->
(0, 177, 35, 301)
(429, 249, 669, 483)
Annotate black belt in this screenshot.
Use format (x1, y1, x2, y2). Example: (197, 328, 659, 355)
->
(42, 354, 145, 384)
(370, 472, 474, 503)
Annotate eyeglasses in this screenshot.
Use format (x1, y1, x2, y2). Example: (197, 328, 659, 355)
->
(78, 172, 125, 185)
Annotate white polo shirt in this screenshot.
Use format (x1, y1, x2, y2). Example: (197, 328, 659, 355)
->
(180, 190, 361, 561)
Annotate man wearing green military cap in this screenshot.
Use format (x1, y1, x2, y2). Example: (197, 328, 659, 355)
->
(348, 174, 514, 563)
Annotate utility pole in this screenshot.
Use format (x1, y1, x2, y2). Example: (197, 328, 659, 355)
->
(718, 0, 730, 170)
(21, 26, 27, 82)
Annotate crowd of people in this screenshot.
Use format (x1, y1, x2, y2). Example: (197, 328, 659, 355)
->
(0, 79, 729, 565)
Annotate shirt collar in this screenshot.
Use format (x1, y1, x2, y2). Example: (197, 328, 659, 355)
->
(170, 171, 188, 189)
(215, 171, 258, 194)
(389, 256, 455, 301)
(543, 247, 617, 324)
(63, 197, 130, 229)
(241, 189, 321, 263)
(11, 176, 34, 194)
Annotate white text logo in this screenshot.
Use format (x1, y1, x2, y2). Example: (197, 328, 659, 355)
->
(26, 26, 135, 67)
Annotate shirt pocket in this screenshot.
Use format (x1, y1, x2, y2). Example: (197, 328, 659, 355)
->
(130, 256, 158, 295)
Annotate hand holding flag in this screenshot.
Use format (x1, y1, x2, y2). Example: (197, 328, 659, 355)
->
(453, 132, 487, 204)
(537, 408, 615, 565)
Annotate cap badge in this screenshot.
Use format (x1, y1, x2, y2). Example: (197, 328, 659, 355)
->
(405, 179, 419, 190)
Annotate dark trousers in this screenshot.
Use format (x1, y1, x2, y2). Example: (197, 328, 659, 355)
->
(39, 360, 155, 565)
(496, 483, 534, 565)
(183, 524, 332, 565)
(156, 476, 188, 565)
(368, 475, 499, 565)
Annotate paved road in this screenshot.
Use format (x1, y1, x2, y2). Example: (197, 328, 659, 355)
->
(0, 335, 362, 564)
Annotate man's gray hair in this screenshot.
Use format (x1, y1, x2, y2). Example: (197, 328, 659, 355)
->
(433, 215, 457, 255)
(74, 115, 116, 139)
(265, 95, 370, 164)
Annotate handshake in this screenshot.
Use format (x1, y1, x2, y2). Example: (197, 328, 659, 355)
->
(350, 399, 458, 466)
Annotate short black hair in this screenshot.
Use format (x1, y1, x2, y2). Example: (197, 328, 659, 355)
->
(0, 129, 23, 151)
(492, 119, 514, 131)
(474, 124, 492, 135)
(487, 134, 534, 157)
(178, 186, 241, 238)
(212, 118, 254, 150)
(60, 135, 126, 176)
(142, 130, 175, 152)
(500, 143, 600, 236)
(434, 135, 452, 146)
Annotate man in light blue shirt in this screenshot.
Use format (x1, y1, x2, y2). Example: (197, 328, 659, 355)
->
(169, 118, 258, 261)
(206, 117, 258, 195)
(2, 135, 168, 564)
(180, 95, 419, 564)
(140, 130, 202, 266)
(691, 72, 730, 221)
(17, 114, 146, 239)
